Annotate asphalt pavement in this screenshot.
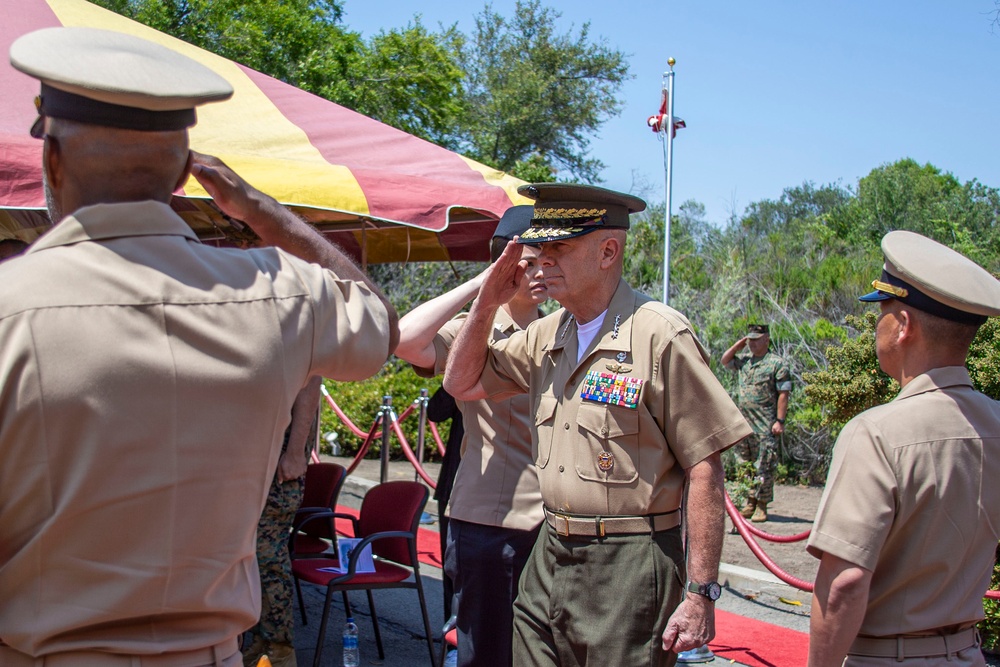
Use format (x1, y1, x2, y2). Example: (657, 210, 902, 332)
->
(278, 454, 815, 666)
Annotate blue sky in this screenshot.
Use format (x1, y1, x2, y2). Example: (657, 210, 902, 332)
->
(342, 1, 1000, 226)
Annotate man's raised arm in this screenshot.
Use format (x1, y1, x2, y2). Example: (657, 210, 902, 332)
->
(190, 151, 399, 353)
(443, 240, 525, 400)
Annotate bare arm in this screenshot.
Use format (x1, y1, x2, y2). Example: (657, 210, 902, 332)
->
(277, 376, 322, 483)
(443, 240, 525, 400)
(661, 452, 725, 653)
(189, 151, 399, 353)
(808, 553, 872, 667)
(772, 391, 790, 436)
(395, 269, 488, 370)
(720, 337, 747, 369)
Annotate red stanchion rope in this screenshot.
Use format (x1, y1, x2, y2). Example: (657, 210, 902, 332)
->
(724, 492, 814, 592)
(322, 386, 382, 440)
(389, 418, 437, 489)
(726, 491, 811, 543)
(723, 492, 1000, 601)
(343, 417, 380, 477)
(428, 420, 446, 457)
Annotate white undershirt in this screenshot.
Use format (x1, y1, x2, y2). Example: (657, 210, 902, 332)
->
(576, 309, 607, 362)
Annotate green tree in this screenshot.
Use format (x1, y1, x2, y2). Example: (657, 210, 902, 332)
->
(91, 0, 466, 144)
(452, 0, 630, 182)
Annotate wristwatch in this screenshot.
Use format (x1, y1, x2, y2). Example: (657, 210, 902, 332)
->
(687, 580, 722, 601)
(776, 417, 785, 424)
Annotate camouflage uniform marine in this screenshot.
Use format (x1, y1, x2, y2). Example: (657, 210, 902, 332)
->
(244, 408, 318, 667)
(731, 350, 791, 505)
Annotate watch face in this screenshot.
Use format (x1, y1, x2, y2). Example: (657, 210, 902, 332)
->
(688, 581, 722, 601)
(706, 582, 722, 600)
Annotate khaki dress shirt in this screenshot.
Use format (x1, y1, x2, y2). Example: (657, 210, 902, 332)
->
(0, 202, 391, 656)
(479, 279, 750, 517)
(808, 367, 1000, 636)
(416, 311, 543, 531)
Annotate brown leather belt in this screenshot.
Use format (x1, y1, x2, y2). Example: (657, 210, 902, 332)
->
(543, 506, 680, 537)
(849, 627, 979, 660)
(0, 637, 240, 667)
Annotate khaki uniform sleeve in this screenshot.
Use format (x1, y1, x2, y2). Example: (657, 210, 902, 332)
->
(290, 257, 392, 382)
(411, 316, 465, 379)
(660, 331, 752, 469)
(479, 327, 532, 401)
(807, 416, 896, 570)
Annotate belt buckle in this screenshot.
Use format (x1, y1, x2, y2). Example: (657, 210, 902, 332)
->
(553, 512, 571, 537)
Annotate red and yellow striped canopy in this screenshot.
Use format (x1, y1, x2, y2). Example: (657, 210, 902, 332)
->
(0, 0, 530, 263)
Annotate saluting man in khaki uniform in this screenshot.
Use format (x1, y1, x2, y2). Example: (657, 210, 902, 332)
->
(807, 231, 1000, 667)
(0, 28, 397, 667)
(395, 205, 547, 667)
(444, 184, 751, 667)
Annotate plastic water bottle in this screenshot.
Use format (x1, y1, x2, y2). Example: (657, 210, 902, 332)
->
(342, 617, 359, 667)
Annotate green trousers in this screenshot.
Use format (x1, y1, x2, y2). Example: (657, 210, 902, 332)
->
(512, 524, 685, 667)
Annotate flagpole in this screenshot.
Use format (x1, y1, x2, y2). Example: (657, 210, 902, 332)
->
(661, 58, 676, 305)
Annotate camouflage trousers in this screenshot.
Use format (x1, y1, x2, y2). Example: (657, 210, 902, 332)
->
(733, 431, 777, 505)
(252, 475, 303, 645)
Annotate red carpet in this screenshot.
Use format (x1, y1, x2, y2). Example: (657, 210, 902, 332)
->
(710, 609, 808, 667)
(334, 505, 443, 568)
(335, 505, 809, 666)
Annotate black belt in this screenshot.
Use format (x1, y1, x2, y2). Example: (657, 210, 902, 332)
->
(543, 507, 680, 537)
(849, 627, 979, 660)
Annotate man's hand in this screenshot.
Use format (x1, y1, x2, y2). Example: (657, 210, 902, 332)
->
(662, 595, 715, 653)
(771, 420, 785, 436)
(276, 449, 307, 483)
(190, 151, 268, 224)
(477, 238, 528, 310)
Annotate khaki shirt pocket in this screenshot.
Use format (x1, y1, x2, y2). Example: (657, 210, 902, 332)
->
(574, 401, 639, 484)
(533, 394, 558, 468)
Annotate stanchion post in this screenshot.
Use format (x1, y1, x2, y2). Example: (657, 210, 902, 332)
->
(415, 389, 429, 482)
(379, 395, 393, 484)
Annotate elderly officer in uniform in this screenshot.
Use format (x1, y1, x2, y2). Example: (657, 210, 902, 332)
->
(395, 205, 547, 667)
(807, 230, 1000, 667)
(444, 184, 751, 666)
(0, 27, 396, 667)
(720, 323, 791, 522)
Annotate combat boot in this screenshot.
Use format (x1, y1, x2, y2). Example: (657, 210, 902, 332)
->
(242, 636, 267, 667)
(751, 502, 768, 523)
(268, 643, 298, 667)
(739, 498, 756, 519)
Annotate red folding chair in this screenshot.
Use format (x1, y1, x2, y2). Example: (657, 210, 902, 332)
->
(291, 480, 436, 667)
(289, 462, 347, 558)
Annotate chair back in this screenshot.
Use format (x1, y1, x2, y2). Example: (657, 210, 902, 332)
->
(357, 481, 428, 566)
(299, 463, 347, 539)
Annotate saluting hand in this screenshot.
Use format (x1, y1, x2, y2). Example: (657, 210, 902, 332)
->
(476, 237, 528, 310)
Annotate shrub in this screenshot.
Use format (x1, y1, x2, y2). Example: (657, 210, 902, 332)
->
(319, 360, 450, 462)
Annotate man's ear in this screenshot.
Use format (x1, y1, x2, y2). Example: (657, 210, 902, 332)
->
(43, 135, 62, 189)
(173, 150, 194, 193)
(599, 234, 623, 269)
(896, 307, 915, 344)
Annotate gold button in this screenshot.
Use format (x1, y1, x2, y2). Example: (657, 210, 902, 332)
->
(600, 427, 608, 436)
(563, 423, 570, 430)
(558, 465, 565, 472)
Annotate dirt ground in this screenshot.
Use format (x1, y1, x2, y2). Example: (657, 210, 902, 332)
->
(722, 484, 822, 585)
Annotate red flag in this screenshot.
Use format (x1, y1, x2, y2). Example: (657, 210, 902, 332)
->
(647, 89, 685, 137)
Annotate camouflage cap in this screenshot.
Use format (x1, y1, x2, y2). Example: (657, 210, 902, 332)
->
(746, 324, 769, 340)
